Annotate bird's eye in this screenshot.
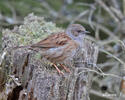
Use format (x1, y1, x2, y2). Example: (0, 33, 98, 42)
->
(77, 30, 82, 33)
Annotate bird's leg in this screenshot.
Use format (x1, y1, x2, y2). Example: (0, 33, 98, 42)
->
(53, 63, 64, 75)
(60, 64, 70, 73)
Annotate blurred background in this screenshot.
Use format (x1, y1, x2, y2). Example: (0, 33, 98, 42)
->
(0, 0, 125, 100)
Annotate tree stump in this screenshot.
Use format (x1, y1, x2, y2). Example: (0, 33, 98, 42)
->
(0, 14, 98, 100)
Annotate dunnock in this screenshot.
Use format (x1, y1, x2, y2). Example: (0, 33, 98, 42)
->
(16, 24, 89, 75)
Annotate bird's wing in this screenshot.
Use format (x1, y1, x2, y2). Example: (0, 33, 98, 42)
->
(31, 32, 72, 49)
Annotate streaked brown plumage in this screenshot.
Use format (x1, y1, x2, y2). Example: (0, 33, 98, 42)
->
(31, 32, 78, 63)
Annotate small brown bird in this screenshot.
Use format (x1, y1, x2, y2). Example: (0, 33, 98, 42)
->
(17, 24, 89, 75)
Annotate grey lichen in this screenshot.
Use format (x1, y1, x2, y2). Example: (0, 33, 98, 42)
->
(2, 13, 63, 49)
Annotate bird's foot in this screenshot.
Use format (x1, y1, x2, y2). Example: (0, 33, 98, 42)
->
(53, 64, 64, 75)
(60, 64, 70, 73)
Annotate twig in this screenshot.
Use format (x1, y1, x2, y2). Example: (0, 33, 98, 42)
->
(111, 0, 120, 10)
(95, 0, 119, 22)
(6, 2, 17, 21)
(78, 67, 121, 79)
(88, 7, 95, 29)
(123, 0, 125, 16)
(80, 19, 118, 39)
(97, 62, 116, 68)
(40, 1, 58, 17)
(0, 13, 22, 24)
(99, 49, 125, 67)
(70, 10, 89, 24)
(110, 6, 124, 20)
(76, 2, 93, 7)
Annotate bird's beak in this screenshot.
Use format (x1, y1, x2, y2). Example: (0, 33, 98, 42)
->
(84, 31, 90, 34)
(81, 31, 90, 34)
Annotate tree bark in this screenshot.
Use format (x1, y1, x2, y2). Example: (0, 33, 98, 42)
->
(0, 39, 98, 100)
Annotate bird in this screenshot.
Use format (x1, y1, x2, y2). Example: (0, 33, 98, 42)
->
(16, 24, 89, 75)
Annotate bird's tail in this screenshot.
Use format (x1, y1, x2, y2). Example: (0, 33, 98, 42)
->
(12, 45, 40, 52)
(13, 45, 31, 49)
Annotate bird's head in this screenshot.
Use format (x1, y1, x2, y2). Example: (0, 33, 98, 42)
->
(66, 24, 89, 45)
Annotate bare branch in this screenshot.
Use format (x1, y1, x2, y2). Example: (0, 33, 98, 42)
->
(95, 0, 119, 22)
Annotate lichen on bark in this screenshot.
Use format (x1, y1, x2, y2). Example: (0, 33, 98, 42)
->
(2, 13, 63, 49)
